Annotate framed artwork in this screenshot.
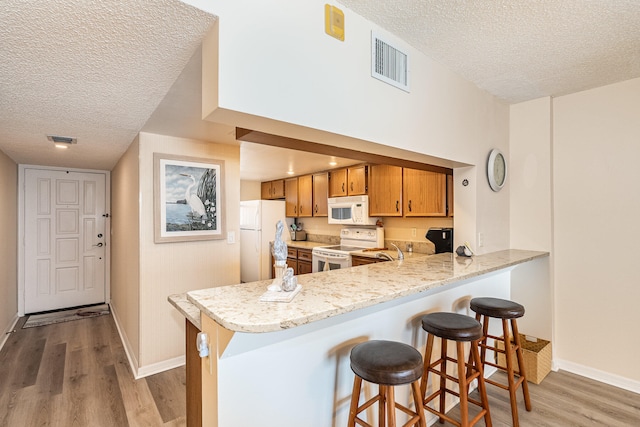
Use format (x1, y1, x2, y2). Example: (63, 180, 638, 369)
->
(154, 153, 225, 243)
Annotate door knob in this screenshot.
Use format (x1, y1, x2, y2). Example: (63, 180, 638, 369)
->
(94, 242, 104, 247)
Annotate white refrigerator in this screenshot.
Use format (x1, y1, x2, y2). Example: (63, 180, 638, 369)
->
(240, 200, 293, 283)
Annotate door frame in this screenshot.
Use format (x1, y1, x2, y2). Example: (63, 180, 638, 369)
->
(18, 165, 111, 316)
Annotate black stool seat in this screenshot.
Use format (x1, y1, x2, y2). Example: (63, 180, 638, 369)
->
(350, 340, 423, 385)
(421, 312, 482, 341)
(470, 297, 525, 319)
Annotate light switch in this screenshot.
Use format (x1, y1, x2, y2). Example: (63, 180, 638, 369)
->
(227, 231, 235, 244)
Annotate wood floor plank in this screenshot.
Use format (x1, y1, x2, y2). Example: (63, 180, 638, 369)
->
(146, 366, 187, 423)
(2, 313, 638, 427)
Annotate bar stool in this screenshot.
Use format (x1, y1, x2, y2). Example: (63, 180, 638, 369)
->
(348, 340, 426, 427)
(420, 312, 491, 427)
(470, 297, 531, 427)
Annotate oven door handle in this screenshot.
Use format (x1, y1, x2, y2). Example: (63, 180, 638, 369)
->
(315, 252, 349, 260)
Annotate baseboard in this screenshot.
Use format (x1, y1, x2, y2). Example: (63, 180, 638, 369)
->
(136, 355, 186, 379)
(109, 303, 141, 379)
(555, 358, 640, 394)
(0, 313, 20, 352)
(110, 303, 186, 379)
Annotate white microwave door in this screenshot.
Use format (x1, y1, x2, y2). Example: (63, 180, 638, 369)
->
(330, 206, 353, 222)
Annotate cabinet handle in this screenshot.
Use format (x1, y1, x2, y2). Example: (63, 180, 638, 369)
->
(342, 183, 345, 193)
(350, 182, 354, 191)
(396, 201, 399, 212)
(408, 200, 412, 212)
(299, 206, 302, 214)
(294, 206, 297, 214)
(315, 204, 318, 213)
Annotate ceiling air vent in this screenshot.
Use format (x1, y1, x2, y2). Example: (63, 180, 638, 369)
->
(371, 31, 409, 92)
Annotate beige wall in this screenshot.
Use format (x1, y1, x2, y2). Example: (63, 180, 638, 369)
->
(509, 98, 553, 341)
(240, 179, 260, 201)
(0, 149, 18, 342)
(137, 133, 240, 370)
(111, 133, 241, 375)
(553, 78, 640, 384)
(110, 136, 141, 366)
(199, 0, 511, 254)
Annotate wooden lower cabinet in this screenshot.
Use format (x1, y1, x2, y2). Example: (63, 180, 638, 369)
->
(186, 319, 202, 427)
(282, 247, 313, 275)
(351, 255, 386, 266)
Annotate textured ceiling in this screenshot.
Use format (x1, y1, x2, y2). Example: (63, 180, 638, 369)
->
(0, 0, 216, 170)
(1, 1, 639, 173)
(340, 0, 640, 103)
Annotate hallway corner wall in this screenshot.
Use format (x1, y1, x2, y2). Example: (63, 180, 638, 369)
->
(0, 149, 18, 348)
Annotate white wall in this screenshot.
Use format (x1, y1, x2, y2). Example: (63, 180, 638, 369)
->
(137, 133, 240, 372)
(509, 98, 553, 340)
(553, 78, 640, 387)
(0, 149, 18, 347)
(189, 0, 511, 254)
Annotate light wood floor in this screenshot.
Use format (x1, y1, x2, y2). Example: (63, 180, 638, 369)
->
(0, 313, 185, 426)
(2, 314, 639, 426)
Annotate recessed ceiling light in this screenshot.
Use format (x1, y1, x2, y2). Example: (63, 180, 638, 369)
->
(329, 161, 337, 166)
(287, 170, 295, 175)
(47, 134, 77, 148)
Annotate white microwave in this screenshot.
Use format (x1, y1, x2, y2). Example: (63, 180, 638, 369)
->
(327, 195, 378, 225)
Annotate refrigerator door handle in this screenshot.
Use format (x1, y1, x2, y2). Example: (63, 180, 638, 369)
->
(255, 231, 260, 253)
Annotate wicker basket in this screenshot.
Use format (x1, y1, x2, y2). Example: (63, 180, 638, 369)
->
(496, 334, 551, 384)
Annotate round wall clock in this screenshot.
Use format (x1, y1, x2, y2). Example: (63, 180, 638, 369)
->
(487, 148, 507, 192)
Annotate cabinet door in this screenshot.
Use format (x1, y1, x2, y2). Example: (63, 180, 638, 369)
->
(348, 165, 367, 195)
(369, 165, 403, 216)
(287, 258, 298, 275)
(447, 174, 454, 217)
(271, 179, 285, 199)
(285, 178, 298, 217)
(297, 261, 312, 275)
(328, 168, 348, 197)
(312, 172, 328, 216)
(261, 181, 272, 199)
(403, 169, 447, 217)
(351, 255, 380, 266)
(297, 175, 313, 218)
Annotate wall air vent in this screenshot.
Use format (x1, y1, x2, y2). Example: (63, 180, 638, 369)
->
(371, 31, 409, 92)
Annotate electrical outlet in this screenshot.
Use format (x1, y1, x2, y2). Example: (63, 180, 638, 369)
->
(411, 228, 417, 237)
(227, 231, 235, 244)
(478, 232, 484, 247)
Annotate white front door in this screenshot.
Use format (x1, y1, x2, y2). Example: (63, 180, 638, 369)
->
(23, 168, 108, 314)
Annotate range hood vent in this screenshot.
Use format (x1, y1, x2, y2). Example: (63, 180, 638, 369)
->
(371, 31, 409, 92)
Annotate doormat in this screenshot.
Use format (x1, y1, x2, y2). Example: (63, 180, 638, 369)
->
(23, 304, 110, 329)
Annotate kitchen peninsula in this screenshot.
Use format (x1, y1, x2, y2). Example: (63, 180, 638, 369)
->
(171, 249, 548, 427)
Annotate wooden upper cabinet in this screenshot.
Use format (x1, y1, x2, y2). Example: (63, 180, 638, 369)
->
(369, 165, 403, 216)
(403, 168, 447, 217)
(284, 178, 298, 217)
(329, 168, 347, 197)
(328, 165, 367, 197)
(312, 172, 328, 217)
(297, 174, 313, 218)
(261, 179, 285, 199)
(447, 174, 454, 217)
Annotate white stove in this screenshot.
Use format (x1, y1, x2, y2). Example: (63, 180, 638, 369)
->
(312, 227, 384, 272)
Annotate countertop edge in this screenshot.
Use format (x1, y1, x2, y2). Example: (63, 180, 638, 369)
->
(185, 249, 549, 334)
(168, 293, 201, 330)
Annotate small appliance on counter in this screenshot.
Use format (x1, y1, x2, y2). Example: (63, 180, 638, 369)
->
(426, 227, 454, 254)
(290, 223, 307, 241)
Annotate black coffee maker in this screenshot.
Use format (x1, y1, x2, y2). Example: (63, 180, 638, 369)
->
(425, 228, 454, 254)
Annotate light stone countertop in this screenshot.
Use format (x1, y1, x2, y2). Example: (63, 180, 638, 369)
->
(168, 293, 201, 330)
(186, 249, 548, 333)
